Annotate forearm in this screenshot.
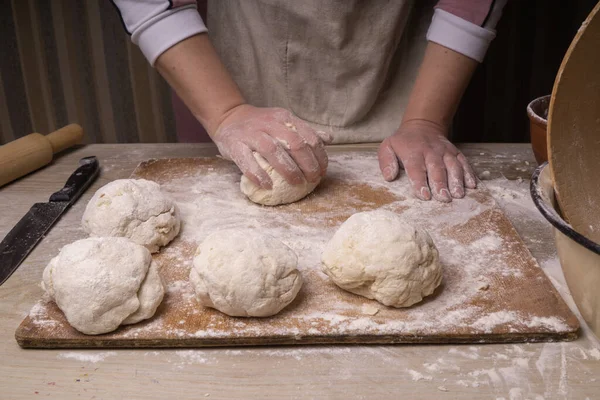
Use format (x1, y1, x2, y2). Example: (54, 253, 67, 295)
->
(111, 1, 240, 136)
(402, 0, 508, 132)
(155, 34, 246, 136)
(401, 41, 477, 132)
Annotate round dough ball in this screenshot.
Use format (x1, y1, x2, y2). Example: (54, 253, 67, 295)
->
(321, 210, 442, 308)
(82, 179, 180, 253)
(189, 229, 303, 317)
(42, 237, 164, 335)
(240, 152, 320, 206)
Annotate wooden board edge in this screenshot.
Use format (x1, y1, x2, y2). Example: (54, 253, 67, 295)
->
(15, 328, 580, 349)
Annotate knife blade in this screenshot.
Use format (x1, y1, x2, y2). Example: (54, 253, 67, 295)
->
(0, 156, 99, 286)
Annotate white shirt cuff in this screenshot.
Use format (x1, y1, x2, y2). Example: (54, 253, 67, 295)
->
(426, 8, 496, 62)
(132, 6, 208, 66)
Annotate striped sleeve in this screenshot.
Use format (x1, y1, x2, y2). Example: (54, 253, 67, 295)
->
(111, 0, 207, 65)
(427, 0, 508, 62)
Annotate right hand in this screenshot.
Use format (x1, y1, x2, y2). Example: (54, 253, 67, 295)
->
(378, 119, 477, 202)
(212, 104, 330, 189)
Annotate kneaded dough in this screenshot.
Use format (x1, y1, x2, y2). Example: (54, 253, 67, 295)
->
(82, 179, 180, 253)
(321, 210, 442, 308)
(42, 237, 164, 335)
(240, 152, 320, 206)
(122, 260, 164, 325)
(189, 229, 303, 317)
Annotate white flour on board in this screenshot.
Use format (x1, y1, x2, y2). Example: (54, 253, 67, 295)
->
(155, 153, 571, 337)
(27, 152, 575, 343)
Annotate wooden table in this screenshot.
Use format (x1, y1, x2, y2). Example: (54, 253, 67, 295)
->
(1, 144, 598, 399)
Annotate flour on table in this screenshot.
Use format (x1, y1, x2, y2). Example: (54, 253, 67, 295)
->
(57, 351, 117, 363)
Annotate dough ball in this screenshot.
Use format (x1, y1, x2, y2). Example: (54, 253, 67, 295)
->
(121, 260, 164, 325)
(42, 237, 164, 335)
(82, 179, 180, 253)
(189, 229, 303, 317)
(321, 210, 442, 308)
(240, 152, 320, 206)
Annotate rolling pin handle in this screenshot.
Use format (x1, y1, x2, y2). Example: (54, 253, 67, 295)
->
(46, 124, 84, 154)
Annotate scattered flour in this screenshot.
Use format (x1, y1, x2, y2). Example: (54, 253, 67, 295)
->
(259, 347, 353, 361)
(472, 311, 519, 333)
(407, 369, 433, 381)
(175, 350, 210, 365)
(134, 153, 572, 340)
(27, 154, 575, 344)
(525, 317, 571, 331)
(57, 351, 117, 363)
(448, 347, 480, 360)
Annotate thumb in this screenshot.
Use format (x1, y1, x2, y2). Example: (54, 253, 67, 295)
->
(315, 130, 334, 145)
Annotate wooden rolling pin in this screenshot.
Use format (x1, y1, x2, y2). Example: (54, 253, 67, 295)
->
(0, 124, 84, 188)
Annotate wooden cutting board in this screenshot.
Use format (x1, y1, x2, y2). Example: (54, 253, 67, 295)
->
(16, 151, 579, 348)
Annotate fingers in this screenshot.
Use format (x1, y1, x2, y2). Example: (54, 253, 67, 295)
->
(290, 120, 329, 178)
(377, 138, 400, 181)
(275, 112, 329, 178)
(402, 156, 432, 201)
(229, 142, 273, 189)
(458, 153, 477, 189)
(268, 122, 322, 183)
(216, 106, 329, 188)
(249, 132, 305, 185)
(388, 139, 433, 201)
(444, 154, 465, 198)
(425, 154, 451, 203)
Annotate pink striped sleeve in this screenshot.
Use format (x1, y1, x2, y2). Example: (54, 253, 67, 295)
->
(435, 0, 496, 26)
(427, 0, 508, 62)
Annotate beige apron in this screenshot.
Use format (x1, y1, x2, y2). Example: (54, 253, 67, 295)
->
(208, 0, 435, 144)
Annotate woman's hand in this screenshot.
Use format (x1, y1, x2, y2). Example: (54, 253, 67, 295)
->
(213, 105, 329, 189)
(378, 119, 477, 202)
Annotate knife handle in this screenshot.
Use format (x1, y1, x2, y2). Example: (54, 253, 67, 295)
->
(49, 156, 100, 203)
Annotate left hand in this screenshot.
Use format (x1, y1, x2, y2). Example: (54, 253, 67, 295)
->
(377, 120, 477, 202)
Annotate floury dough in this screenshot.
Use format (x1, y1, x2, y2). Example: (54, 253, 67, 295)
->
(189, 229, 303, 317)
(82, 179, 180, 253)
(240, 152, 320, 206)
(42, 237, 164, 335)
(321, 210, 442, 308)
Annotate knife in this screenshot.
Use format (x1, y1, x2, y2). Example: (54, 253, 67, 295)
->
(0, 156, 99, 286)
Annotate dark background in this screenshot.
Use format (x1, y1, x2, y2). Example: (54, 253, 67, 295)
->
(452, 0, 598, 143)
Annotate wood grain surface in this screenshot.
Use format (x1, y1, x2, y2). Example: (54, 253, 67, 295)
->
(16, 151, 578, 348)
